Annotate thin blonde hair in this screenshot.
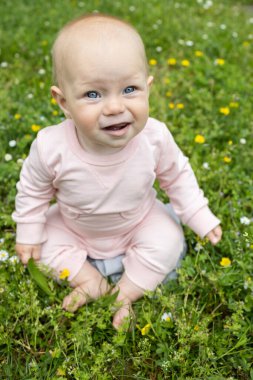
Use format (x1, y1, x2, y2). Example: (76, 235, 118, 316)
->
(51, 13, 149, 86)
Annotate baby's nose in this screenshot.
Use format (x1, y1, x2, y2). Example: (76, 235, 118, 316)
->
(103, 96, 125, 116)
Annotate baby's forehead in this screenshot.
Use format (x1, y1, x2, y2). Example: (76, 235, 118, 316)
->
(53, 16, 147, 84)
(56, 17, 142, 52)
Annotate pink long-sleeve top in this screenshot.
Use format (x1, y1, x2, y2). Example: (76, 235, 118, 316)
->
(12, 117, 220, 245)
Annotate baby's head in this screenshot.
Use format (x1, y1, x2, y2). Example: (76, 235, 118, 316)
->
(52, 13, 149, 88)
(51, 14, 153, 154)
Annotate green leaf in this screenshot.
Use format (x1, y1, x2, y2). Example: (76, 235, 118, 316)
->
(27, 258, 53, 297)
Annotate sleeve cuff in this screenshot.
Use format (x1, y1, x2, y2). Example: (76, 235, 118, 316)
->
(16, 223, 47, 245)
(186, 206, 221, 238)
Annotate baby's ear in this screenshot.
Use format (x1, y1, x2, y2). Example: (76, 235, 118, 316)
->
(51, 86, 71, 119)
(147, 76, 154, 88)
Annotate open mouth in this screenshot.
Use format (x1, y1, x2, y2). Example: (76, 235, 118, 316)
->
(103, 123, 130, 131)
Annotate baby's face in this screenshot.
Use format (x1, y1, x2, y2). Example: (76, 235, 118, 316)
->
(52, 23, 153, 154)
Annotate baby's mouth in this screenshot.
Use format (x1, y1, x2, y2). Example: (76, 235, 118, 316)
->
(102, 122, 130, 131)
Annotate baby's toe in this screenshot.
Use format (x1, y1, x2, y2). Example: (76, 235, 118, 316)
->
(112, 304, 133, 330)
(62, 289, 87, 312)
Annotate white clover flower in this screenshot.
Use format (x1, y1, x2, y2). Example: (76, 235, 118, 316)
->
(152, 24, 158, 30)
(240, 138, 246, 144)
(203, 0, 213, 9)
(129, 5, 135, 12)
(202, 34, 208, 40)
(0, 238, 4, 244)
(186, 40, 194, 46)
(161, 312, 173, 321)
(38, 68, 46, 75)
(9, 140, 17, 147)
(0, 250, 9, 261)
(1, 62, 8, 68)
(178, 39, 185, 45)
(17, 158, 24, 165)
(220, 24, 226, 30)
(248, 34, 253, 40)
(232, 32, 238, 38)
(27, 93, 34, 99)
(197, 0, 203, 4)
(249, 17, 253, 24)
(9, 255, 20, 264)
(156, 46, 163, 52)
(4, 154, 12, 161)
(203, 162, 210, 170)
(195, 242, 204, 252)
(207, 21, 214, 27)
(240, 216, 251, 225)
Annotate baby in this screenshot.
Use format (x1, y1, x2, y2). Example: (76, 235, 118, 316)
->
(13, 13, 222, 329)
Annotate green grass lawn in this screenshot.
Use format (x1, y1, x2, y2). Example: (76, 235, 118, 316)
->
(0, 0, 253, 378)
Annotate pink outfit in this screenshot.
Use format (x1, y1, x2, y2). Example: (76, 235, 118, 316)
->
(12, 117, 220, 289)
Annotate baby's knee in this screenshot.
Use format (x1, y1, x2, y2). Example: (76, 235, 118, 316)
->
(158, 224, 185, 272)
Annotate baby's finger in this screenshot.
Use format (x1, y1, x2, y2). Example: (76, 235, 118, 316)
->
(32, 246, 41, 261)
(19, 251, 32, 265)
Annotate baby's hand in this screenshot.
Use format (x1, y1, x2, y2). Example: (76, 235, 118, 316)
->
(206, 225, 222, 245)
(15, 244, 41, 264)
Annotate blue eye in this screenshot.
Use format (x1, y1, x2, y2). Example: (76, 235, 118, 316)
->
(86, 91, 100, 98)
(124, 86, 135, 94)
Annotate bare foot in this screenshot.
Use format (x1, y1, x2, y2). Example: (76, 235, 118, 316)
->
(112, 297, 133, 330)
(62, 262, 110, 312)
(112, 273, 144, 330)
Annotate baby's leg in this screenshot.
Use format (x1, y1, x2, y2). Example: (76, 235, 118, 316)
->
(40, 205, 110, 311)
(113, 201, 185, 328)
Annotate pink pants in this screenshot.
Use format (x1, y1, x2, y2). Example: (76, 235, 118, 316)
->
(40, 200, 185, 290)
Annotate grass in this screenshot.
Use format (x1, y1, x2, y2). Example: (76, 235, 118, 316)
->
(0, 0, 253, 378)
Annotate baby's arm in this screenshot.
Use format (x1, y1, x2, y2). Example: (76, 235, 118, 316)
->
(12, 137, 55, 246)
(15, 244, 41, 264)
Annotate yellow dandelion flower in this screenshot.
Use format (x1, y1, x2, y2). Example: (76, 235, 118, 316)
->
(215, 58, 225, 65)
(41, 40, 48, 46)
(220, 257, 232, 267)
(166, 91, 172, 97)
(250, 244, 253, 249)
(56, 368, 66, 376)
(167, 58, 177, 65)
(52, 110, 59, 116)
(51, 97, 57, 105)
(195, 50, 204, 57)
(194, 134, 205, 144)
(169, 102, 175, 109)
(194, 325, 199, 331)
(59, 268, 70, 280)
(141, 323, 151, 336)
(14, 113, 21, 120)
(177, 103, 184, 109)
(219, 107, 230, 115)
(31, 124, 41, 132)
(229, 102, 239, 108)
(243, 41, 250, 47)
(228, 140, 233, 145)
(223, 156, 232, 163)
(181, 59, 190, 67)
(164, 77, 170, 84)
(149, 59, 157, 66)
